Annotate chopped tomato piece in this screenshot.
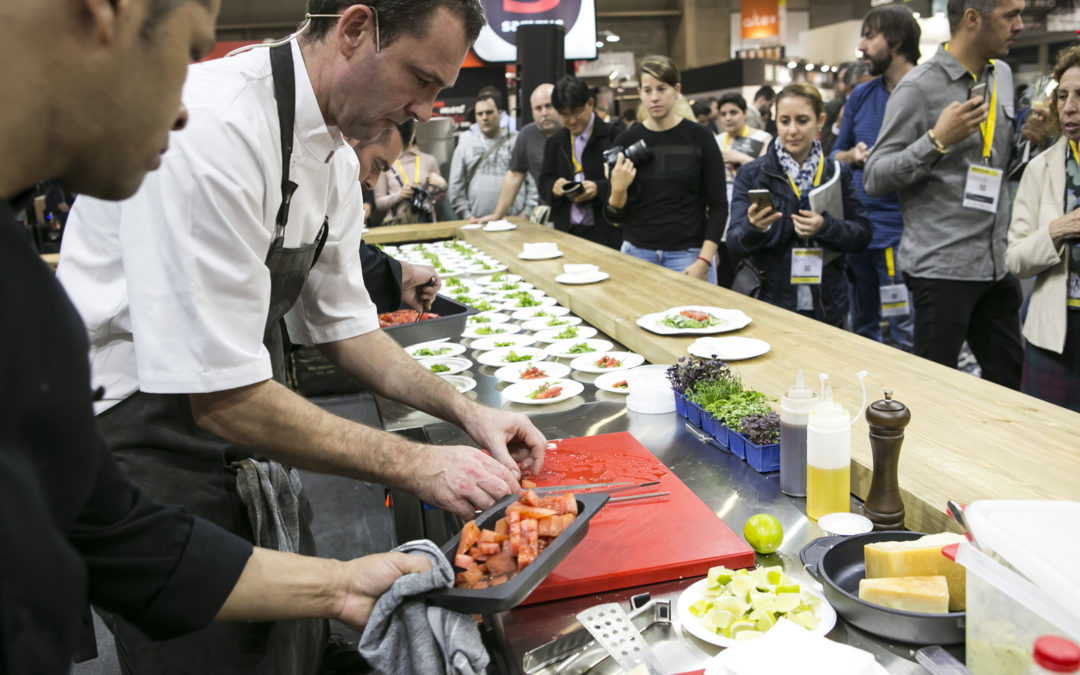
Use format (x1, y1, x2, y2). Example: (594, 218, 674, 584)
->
(454, 553, 474, 569)
(519, 367, 547, 380)
(561, 493, 578, 515)
(613, 380, 628, 388)
(494, 518, 509, 536)
(460, 563, 484, 586)
(680, 309, 709, 322)
(477, 542, 501, 555)
(520, 489, 541, 507)
(533, 386, 563, 399)
(518, 518, 539, 568)
(506, 503, 558, 519)
(521, 478, 537, 489)
(456, 520, 480, 558)
(484, 548, 517, 575)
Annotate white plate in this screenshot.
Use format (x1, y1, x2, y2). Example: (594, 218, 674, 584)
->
(544, 338, 615, 360)
(459, 223, 482, 230)
(476, 346, 550, 367)
(501, 378, 584, 405)
(487, 281, 535, 293)
(688, 337, 771, 361)
(594, 370, 634, 394)
(532, 326, 598, 343)
(439, 374, 477, 394)
(462, 263, 507, 275)
(469, 334, 537, 351)
(678, 578, 838, 649)
(521, 316, 583, 332)
(474, 273, 523, 286)
(518, 250, 564, 260)
(501, 296, 559, 310)
(417, 356, 472, 376)
(492, 361, 572, 383)
(405, 342, 466, 359)
(492, 288, 547, 301)
(460, 323, 523, 339)
(554, 271, 610, 285)
(467, 311, 511, 325)
(569, 351, 645, 373)
(482, 221, 517, 232)
(511, 306, 570, 321)
(637, 306, 753, 335)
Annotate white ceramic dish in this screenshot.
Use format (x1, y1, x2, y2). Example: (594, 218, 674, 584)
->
(417, 356, 472, 376)
(688, 337, 771, 361)
(637, 306, 753, 335)
(467, 311, 511, 325)
(593, 370, 634, 394)
(492, 361, 571, 383)
(569, 351, 645, 374)
(554, 271, 610, 285)
(492, 288, 547, 301)
(473, 273, 523, 286)
(511, 306, 570, 321)
(500, 296, 558, 311)
(476, 347, 549, 367)
(501, 378, 584, 405)
(405, 342, 467, 359)
(678, 578, 837, 649)
(544, 339, 615, 360)
(460, 323, 523, 339)
(521, 316, 583, 332)
(469, 334, 537, 351)
(531, 326, 598, 343)
(518, 250, 563, 260)
(439, 374, 477, 394)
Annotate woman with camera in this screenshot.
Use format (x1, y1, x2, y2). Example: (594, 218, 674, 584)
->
(1006, 46, 1080, 411)
(605, 55, 727, 282)
(374, 124, 447, 225)
(728, 83, 872, 327)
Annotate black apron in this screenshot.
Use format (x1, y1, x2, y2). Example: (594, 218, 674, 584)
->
(96, 44, 330, 675)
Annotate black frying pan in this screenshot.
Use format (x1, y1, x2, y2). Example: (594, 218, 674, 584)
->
(800, 531, 965, 645)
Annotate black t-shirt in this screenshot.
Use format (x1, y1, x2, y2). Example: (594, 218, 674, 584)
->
(0, 198, 251, 673)
(607, 119, 729, 250)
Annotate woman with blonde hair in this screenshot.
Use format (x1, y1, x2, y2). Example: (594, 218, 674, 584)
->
(1006, 45, 1080, 411)
(607, 55, 728, 282)
(727, 82, 872, 326)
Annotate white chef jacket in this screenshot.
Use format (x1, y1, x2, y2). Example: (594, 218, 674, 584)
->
(58, 41, 378, 412)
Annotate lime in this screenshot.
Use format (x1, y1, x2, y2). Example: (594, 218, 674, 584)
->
(743, 513, 784, 554)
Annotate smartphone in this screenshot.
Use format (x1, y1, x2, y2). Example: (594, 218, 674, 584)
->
(968, 82, 988, 105)
(748, 189, 774, 211)
(562, 181, 584, 197)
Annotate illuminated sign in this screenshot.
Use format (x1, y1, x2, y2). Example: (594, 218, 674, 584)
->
(472, 0, 597, 62)
(741, 0, 780, 40)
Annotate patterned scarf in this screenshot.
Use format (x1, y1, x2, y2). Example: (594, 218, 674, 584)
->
(775, 138, 823, 197)
(1066, 141, 1080, 309)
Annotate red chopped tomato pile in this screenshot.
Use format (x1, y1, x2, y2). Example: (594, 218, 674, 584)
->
(378, 309, 439, 327)
(594, 355, 621, 368)
(613, 380, 628, 389)
(453, 490, 578, 589)
(519, 366, 548, 380)
(680, 309, 710, 322)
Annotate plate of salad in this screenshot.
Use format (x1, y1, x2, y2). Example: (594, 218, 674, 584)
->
(544, 339, 614, 360)
(473, 273, 523, 286)
(476, 347, 550, 367)
(501, 379, 584, 405)
(531, 325, 598, 343)
(406, 341, 467, 359)
(467, 311, 512, 326)
(511, 306, 570, 321)
(636, 306, 752, 335)
(417, 356, 472, 376)
(461, 323, 523, 339)
(593, 370, 633, 394)
(469, 334, 537, 352)
(492, 361, 572, 383)
(569, 351, 645, 374)
(520, 315, 582, 332)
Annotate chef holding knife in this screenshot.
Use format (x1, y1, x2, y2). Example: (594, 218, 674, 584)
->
(57, 2, 545, 672)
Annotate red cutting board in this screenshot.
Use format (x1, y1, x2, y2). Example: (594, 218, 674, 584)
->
(522, 431, 755, 605)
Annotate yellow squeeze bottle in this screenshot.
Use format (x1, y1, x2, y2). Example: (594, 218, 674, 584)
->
(806, 372, 867, 521)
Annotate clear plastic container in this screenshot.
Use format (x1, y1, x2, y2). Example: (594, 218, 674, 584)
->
(806, 385, 851, 520)
(779, 369, 817, 497)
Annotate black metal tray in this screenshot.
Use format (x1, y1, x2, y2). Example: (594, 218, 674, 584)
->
(426, 492, 609, 614)
(800, 531, 966, 644)
(383, 295, 476, 347)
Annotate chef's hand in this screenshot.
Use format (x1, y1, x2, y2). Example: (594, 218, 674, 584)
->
(747, 202, 782, 231)
(573, 180, 598, 204)
(399, 262, 441, 312)
(335, 552, 432, 630)
(408, 443, 524, 519)
(792, 209, 825, 238)
(459, 403, 547, 479)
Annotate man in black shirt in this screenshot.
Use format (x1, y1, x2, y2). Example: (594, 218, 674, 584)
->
(539, 76, 622, 249)
(0, 1, 428, 672)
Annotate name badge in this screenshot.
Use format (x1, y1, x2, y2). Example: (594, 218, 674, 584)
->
(880, 283, 910, 317)
(791, 248, 823, 285)
(963, 164, 1003, 213)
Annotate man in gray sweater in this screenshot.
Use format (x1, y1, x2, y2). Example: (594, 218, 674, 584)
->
(449, 92, 537, 219)
(864, 0, 1025, 389)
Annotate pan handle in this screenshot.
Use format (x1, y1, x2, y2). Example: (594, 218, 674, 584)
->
(798, 535, 845, 581)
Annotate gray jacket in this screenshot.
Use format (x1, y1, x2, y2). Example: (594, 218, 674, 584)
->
(864, 44, 1015, 281)
(448, 127, 537, 219)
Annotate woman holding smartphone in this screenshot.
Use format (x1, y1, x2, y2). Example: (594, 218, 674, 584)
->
(606, 55, 727, 282)
(728, 83, 872, 326)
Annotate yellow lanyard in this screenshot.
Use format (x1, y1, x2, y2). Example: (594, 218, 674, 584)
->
(885, 247, 896, 279)
(723, 126, 750, 153)
(394, 156, 420, 185)
(1070, 140, 1080, 166)
(569, 137, 583, 176)
(945, 43, 997, 162)
(787, 152, 825, 200)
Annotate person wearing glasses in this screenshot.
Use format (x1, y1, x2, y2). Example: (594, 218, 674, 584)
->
(57, 2, 548, 672)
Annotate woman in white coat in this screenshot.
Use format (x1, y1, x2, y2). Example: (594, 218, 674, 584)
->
(1006, 45, 1080, 411)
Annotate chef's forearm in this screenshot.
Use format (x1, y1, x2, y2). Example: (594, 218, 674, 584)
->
(215, 548, 340, 623)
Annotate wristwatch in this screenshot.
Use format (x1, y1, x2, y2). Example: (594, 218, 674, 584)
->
(927, 129, 949, 155)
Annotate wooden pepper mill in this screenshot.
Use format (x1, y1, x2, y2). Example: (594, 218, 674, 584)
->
(863, 390, 910, 530)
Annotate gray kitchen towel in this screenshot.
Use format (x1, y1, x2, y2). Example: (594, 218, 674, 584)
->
(233, 458, 303, 553)
(358, 539, 489, 674)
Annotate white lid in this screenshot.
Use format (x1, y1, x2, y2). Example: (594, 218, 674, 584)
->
(782, 369, 818, 413)
(808, 387, 849, 431)
(965, 500, 1080, 622)
(817, 512, 873, 536)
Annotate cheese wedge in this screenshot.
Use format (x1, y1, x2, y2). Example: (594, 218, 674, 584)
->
(863, 533, 966, 611)
(858, 576, 950, 614)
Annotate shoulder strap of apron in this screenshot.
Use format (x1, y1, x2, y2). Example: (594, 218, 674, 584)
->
(270, 44, 298, 242)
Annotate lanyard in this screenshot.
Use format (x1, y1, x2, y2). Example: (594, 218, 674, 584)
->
(723, 126, 749, 152)
(570, 137, 583, 175)
(787, 152, 825, 200)
(885, 246, 896, 279)
(945, 43, 997, 163)
(395, 156, 420, 185)
(1071, 140, 1080, 166)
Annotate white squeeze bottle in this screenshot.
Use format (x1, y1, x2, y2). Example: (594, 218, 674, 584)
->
(806, 371, 867, 521)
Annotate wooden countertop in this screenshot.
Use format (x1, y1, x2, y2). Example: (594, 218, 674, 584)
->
(363, 222, 463, 245)
(375, 219, 1080, 533)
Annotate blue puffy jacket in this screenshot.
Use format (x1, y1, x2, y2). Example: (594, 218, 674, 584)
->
(728, 142, 872, 327)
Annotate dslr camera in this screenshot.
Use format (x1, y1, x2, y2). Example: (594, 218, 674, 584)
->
(408, 185, 430, 214)
(603, 139, 653, 172)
